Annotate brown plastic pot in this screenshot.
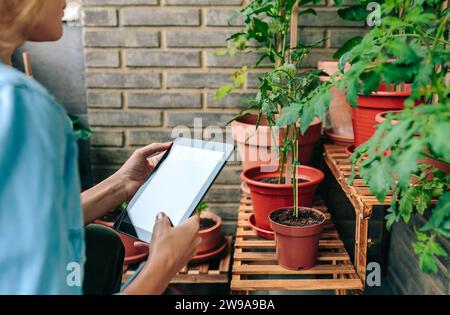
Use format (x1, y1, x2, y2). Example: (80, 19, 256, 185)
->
(95, 219, 148, 265)
(241, 165, 324, 233)
(231, 114, 322, 170)
(197, 211, 223, 254)
(352, 84, 411, 147)
(269, 207, 326, 270)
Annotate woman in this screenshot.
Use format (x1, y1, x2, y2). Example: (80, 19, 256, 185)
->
(0, 0, 201, 294)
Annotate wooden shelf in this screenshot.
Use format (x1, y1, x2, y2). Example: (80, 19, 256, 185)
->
(323, 144, 391, 219)
(122, 236, 232, 285)
(230, 192, 363, 294)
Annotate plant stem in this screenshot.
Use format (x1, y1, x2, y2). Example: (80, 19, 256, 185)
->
(278, 124, 289, 184)
(292, 125, 299, 218)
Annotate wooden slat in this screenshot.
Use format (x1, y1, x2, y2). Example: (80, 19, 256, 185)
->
(231, 279, 363, 291)
(233, 264, 356, 275)
(234, 251, 350, 262)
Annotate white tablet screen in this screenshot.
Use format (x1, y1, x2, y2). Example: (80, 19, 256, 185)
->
(118, 139, 231, 242)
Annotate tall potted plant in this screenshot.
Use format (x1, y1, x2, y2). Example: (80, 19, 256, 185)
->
(236, 0, 330, 269)
(216, 1, 329, 243)
(216, 0, 323, 170)
(336, 0, 450, 273)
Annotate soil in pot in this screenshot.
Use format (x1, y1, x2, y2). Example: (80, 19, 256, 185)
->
(270, 208, 324, 227)
(197, 211, 223, 255)
(200, 218, 217, 230)
(231, 114, 322, 169)
(269, 207, 326, 270)
(241, 165, 324, 233)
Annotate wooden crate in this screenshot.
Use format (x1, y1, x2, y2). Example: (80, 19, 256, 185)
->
(231, 192, 363, 294)
(122, 236, 232, 285)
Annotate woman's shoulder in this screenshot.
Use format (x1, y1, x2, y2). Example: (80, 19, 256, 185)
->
(0, 63, 68, 118)
(0, 63, 54, 101)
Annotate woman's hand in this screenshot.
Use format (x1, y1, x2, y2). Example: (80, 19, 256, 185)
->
(116, 142, 171, 200)
(123, 212, 201, 295)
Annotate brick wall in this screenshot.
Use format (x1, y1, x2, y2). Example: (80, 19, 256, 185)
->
(81, 0, 366, 235)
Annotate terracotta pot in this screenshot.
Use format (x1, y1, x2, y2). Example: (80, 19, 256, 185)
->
(352, 84, 411, 147)
(269, 207, 326, 270)
(231, 114, 322, 170)
(95, 219, 148, 265)
(241, 165, 324, 233)
(318, 61, 353, 140)
(325, 128, 354, 146)
(197, 211, 223, 254)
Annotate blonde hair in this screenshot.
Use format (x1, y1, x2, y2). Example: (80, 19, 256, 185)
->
(0, 0, 45, 54)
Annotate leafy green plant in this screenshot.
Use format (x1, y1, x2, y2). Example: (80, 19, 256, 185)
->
(69, 114, 92, 140)
(196, 200, 209, 214)
(327, 0, 450, 273)
(216, 0, 332, 218)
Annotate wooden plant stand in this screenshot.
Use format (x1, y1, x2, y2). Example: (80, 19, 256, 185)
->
(323, 144, 392, 286)
(230, 192, 363, 294)
(122, 236, 232, 285)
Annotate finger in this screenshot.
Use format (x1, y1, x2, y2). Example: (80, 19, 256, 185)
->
(151, 212, 171, 240)
(137, 142, 171, 158)
(147, 152, 165, 167)
(175, 215, 200, 242)
(194, 236, 202, 247)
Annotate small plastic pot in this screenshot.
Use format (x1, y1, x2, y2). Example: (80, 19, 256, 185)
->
(269, 207, 326, 270)
(197, 211, 223, 254)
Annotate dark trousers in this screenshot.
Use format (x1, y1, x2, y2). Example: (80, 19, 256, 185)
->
(83, 224, 125, 295)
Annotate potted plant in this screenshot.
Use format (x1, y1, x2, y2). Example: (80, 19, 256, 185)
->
(326, 0, 430, 147)
(342, 0, 450, 273)
(216, 1, 328, 242)
(231, 0, 328, 270)
(216, 0, 324, 169)
(195, 201, 224, 255)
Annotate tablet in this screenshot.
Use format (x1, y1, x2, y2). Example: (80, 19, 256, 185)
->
(113, 137, 234, 243)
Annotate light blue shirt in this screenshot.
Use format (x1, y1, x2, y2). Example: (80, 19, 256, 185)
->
(0, 61, 85, 294)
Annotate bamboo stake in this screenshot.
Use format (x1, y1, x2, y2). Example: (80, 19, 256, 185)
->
(284, 1, 298, 186)
(22, 53, 33, 77)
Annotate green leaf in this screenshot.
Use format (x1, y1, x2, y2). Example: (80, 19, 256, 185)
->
(387, 41, 421, 65)
(429, 241, 447, 257)
(214, 84, 233, 100)
(360, 71, 381, 96)
(337, 5, 369, 21)
(300, 104, 315, 135)
(419, 252, 438, 273)
(429, 122, 450, 158)
(422, 192, 450, 234)
(397, 142, 422, 187)
(366, 159, 393, 202)
(333, 36, 363, 60)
